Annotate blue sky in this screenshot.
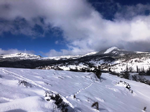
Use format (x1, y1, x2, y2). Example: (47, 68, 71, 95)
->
(0, 0, 150, 57)
(0, 26, 66, 55)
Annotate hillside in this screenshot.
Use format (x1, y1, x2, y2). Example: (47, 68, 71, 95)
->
(0, 67, 149, 112)
(38, 47, 150, 73)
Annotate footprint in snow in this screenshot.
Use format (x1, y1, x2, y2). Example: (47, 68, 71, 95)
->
(70, 95, 81, 102)
(34, 76, 42, 79)
(85, 97, 95, 103)
(44, 82, 52, 86)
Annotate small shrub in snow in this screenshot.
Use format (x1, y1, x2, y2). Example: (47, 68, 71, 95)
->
(146, 68, 150, 75)
(132, 75, 138, 81)
(117, 81, 133, 93)
(143, 107, 146, 111)
(45, 91, 73, 112)
(18, 80, 32, 88)
(123, 71, 130, 79)
(95, 69, 102, 79)
(91, 102, 99, 110)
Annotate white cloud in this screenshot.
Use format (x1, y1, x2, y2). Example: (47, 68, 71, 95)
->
(1, 0, 150, 56)
(115, 4, 150, 19)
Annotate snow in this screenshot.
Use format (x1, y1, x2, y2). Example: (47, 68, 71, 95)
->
(136, 51, 149, 54)
(0, 67, 150, 112)
(110, 56, 150, 73)
(44, 55, 80, 60)
(0, 51, 98, 61)
(143, 76, 150, 81)
(83, 51, 97, 56)
(89, 60, 105, 67)
(44, 52, 97, 60)
(1, 53, 41, 59)
(104, 47, 119, 54)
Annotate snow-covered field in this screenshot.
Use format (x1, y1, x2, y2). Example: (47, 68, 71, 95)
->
(0, 67, 150, 112)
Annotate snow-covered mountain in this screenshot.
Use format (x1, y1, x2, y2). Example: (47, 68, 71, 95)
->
(104, 46, 120, 54)
(0, 47, 150, 76)
(44, 47, 132, 60)
(38, 47, 150, 72)
(43, 51, 97, 60)
(0, 47, 136, 60)
(0, 67, 149, 112)
(1, 53, 41, 60)
(100, 46, 136, 56)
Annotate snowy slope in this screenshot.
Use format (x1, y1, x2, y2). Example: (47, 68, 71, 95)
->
(0, 68, 150, 112)
(110, 54, 150, 73)
(104, 47, 119, 54)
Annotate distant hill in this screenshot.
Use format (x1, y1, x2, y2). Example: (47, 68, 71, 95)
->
(0, 47, 150, 75)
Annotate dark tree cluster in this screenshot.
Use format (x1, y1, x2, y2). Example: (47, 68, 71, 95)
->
(146, 68, 150, 75)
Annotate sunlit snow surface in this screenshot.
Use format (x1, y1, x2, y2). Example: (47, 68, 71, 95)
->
(0, 68, 150, 112)
(104, 47, 119, 54)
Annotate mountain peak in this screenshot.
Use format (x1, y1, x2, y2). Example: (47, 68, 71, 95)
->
(104, 47, 119, 54)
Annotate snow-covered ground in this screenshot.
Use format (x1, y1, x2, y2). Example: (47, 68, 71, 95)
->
(143, 76, 150, 81)
(0, 67, 150, 112)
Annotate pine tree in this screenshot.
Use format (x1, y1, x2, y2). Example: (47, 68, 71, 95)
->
(126, 64, 128, 72)
(136, 66, 139, 73)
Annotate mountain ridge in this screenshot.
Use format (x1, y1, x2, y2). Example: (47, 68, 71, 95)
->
(0, 47, 150, 75)
(0, 47, 148, 60)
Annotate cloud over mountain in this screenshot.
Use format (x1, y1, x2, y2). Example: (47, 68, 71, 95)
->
(0, 48, 33, 55)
